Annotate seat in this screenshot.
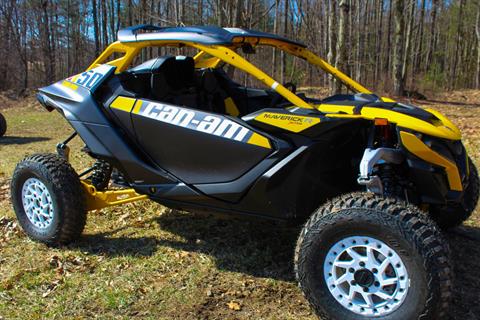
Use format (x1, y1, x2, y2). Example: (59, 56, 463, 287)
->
(149, 56, 196, 105)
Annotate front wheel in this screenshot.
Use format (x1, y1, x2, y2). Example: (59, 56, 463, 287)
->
(295, 193, 452, 320)
(11, 153, 87, 245)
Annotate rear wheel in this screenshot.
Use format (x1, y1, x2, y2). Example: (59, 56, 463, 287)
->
(431, 157, 479, 229)
(0, 112, 6, 137)
(295, 192, 452, 320)
(11, 153, 87, 245)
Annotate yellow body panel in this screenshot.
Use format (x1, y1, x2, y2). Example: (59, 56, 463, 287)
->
(132, 99, 144, 114)
(61, 80, 78, 91)
(254, 112, 321, 133)
(400, 131, 462, 191)
(317, 103, 461, 141)
(316, 104, 355, 114)
(110, 96, 136, 112)
(247, 132, 271, 149)
(381, 97, 396, 103)
(361, 107, 461, 140)
(224, 97, 240, 116)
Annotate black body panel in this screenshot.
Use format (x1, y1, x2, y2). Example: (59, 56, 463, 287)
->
(131, 111, 273, 184)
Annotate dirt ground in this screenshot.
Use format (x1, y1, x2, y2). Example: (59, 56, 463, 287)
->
(0, 90, 480, 319)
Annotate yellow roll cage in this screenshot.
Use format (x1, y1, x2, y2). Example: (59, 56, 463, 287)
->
(87, 37, 371, 111)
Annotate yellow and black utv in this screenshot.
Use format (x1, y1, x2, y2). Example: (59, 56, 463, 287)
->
(10, 25, 478, 319)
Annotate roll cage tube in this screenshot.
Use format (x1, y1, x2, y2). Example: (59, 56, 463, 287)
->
(86, 38, 372, 110)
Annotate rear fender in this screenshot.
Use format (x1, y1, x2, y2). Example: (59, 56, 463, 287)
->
(37, 64, 115, 123)
(36, 66, 176, 185)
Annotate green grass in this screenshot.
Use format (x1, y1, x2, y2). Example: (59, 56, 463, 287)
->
(1, 97, 480, 319)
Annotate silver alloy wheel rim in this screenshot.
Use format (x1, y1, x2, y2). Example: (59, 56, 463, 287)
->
(21, 178, 54, 229)
(324, 236, 409, 316)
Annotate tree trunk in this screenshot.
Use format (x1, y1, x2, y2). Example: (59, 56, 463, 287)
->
(327, 0, 337, 93)
(476, 1, 480, 89)
(414, 0, 426, 74)
(272, 0, 279, 79)
(450, 0, 465, 89)
(384, 0, 393, 77)
(335, 0, 349, 94)
(101, 0, 108, 47)
(393, 0, 405, 96)
(281, 0, 289, 84)
(92, 0, 100, 56)
(402, 0, 415, 87)
(425, 0, 438, 68)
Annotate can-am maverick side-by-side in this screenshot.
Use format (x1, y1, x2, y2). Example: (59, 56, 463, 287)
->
(11, 25, 478, 319)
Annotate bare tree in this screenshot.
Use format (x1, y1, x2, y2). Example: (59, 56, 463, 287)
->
(476, 0, 480, 89)
(393, 0, 405, 96)
(327, 0, 337, 92)
(335, 0, 349, 94)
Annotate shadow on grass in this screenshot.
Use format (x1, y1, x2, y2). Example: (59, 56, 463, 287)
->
(154, 210, 300, 282)
(447, 226, 480, 319)
(68, 219, 160, 257)
(72, 233, 159, 257)
(446, 226, 480, 319)
(0, 136, 50, 145)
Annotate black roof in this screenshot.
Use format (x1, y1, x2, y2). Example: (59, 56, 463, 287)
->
(117, 25, 306, 48)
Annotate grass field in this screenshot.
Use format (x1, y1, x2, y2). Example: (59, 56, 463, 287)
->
(1, 91, 480, 319)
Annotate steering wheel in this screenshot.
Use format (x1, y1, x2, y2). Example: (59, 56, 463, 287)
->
(269, 82, 297, 108)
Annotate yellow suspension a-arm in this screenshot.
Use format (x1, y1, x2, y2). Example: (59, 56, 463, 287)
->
(81, 181, 148, 211)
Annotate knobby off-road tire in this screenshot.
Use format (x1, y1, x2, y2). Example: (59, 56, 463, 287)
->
(295, 192, 452, 320)
(11, 153, 87, 245)
(0, 112, 6, 137)
(431, 157, 479, 229)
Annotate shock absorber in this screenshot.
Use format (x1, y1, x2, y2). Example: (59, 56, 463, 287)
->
(87, 160, 112, 191)
(378, 164, 396, 197)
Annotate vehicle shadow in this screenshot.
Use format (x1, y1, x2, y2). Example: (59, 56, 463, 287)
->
(154, 210, 299, 282)
(0, 136, 50, 145)
(70, 219, 160, 257)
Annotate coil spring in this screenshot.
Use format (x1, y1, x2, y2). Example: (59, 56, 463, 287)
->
(88, 160, 112, 190)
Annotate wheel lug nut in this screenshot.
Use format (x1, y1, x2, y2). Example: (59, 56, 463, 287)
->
(363, 287, 369, 292)
(374, 281, 380, 287)
(351, 280, 356, 285)
(359, 262, 365, 267)
(372, 268, 378, 274)
(349, 268, 355, 273)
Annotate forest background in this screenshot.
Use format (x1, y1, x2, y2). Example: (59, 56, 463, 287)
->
(0, 0, 479, 97)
